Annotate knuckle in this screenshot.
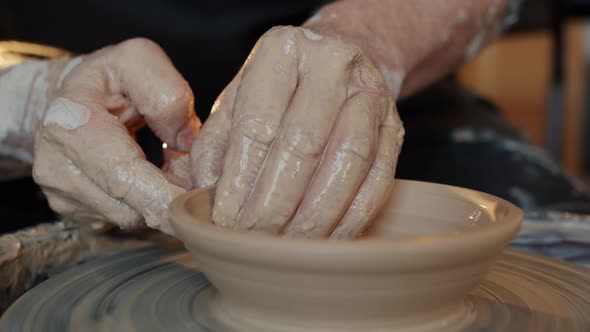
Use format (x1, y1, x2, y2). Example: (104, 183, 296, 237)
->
(258, 26, 301, 55)
(164, 80, 193, 110)
(190, 146, 225, 189)
(103, 160, 136, 199)
(32, 149, 61, 188)
(32, 159, 47, 184)
(232, 113, 279, 145)
(328, 41, 361, 65)
(118, 37, 162, 54)
(273, 63, 291, 76)
(31, 166, 51, 189)
(396, 124, 405, 142)
(109, 206, 143, 229)
(46, 196, 74, 216)
(40, 122, 63, 142)
(383, 115, 405, 143)
(149, 85, 193, 127)
(353, 62, 388, 94)
(339, 135, 374, 162)
(381, 106, 405, 132)
(371, 154, 396, 180)
(281, 127, 326, 158)
(263, 25, 299, 43)
(369, 124, 403, 181)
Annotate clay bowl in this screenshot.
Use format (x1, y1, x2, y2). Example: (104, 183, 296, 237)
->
(169, 180, 523, 332)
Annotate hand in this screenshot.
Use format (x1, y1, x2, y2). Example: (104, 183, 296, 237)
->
(33, 38, 201, 235)
(190, 26, 404, 239)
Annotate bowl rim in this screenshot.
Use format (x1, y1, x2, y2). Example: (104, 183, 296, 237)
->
(169, 179, 523, 271)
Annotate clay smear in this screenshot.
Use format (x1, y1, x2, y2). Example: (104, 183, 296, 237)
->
(43, 98, 91, 130)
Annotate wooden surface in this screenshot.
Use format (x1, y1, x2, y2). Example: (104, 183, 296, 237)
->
(563, 20, 586, 177)
(458, 29, 553, 147)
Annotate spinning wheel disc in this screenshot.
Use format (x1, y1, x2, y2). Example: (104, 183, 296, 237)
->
(1, 247, 588, 332)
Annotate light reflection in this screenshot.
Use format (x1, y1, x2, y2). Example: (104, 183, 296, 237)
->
(467, 210, 483, 224)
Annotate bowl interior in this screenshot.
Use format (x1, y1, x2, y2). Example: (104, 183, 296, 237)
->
(364, 180, 516, 239)
(175, 179, 521, 242)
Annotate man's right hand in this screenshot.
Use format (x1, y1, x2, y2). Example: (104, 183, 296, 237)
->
(189, 26, 405, 239)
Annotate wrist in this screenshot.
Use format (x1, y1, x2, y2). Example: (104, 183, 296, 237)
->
(302, 3, 407, 99)
(0, 58, 72, 165)
(304, 0, 516, 100)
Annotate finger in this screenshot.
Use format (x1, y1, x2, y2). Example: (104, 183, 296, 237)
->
(65, 161, 143, 228)
(34, 140, 143, 227)
(283, 92, 384, 238)
(42, 189, 106, 223)
(162, 145, 185, 165)
(162, 146, 191, 189)
(213, 27, 299, 228)
(236, 36, 357, 233)
(42, 98, 185, 235)
(115, 38, 201, 151)
(66, 38, 201, 152)
(189, 72, 241, 189)
(165, 154, 193, 191)
(103, 93, 146, 134)
(330, 105, 404, 239)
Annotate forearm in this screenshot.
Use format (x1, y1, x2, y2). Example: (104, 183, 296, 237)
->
(0, 59, 69, 180)
(304, 0, 520, 99)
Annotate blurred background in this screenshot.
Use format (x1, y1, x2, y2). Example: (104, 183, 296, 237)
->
(2, 0, 590, 231)
(460, 0, 588, 179)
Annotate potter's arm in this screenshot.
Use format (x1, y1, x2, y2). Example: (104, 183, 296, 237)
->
(0, 60, 66, 181)
(304, 0, 521, 98)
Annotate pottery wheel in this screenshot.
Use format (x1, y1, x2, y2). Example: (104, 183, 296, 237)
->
(1, 246, 589, 332)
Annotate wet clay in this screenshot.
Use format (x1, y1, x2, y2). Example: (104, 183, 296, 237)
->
(43, 97, 91, 129)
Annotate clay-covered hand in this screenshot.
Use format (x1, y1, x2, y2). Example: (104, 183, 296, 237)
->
(190, 26, 404, 239)
(33, 38, 201, 235)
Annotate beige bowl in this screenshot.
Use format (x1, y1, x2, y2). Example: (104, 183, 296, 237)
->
(169, 180, 522, 332)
